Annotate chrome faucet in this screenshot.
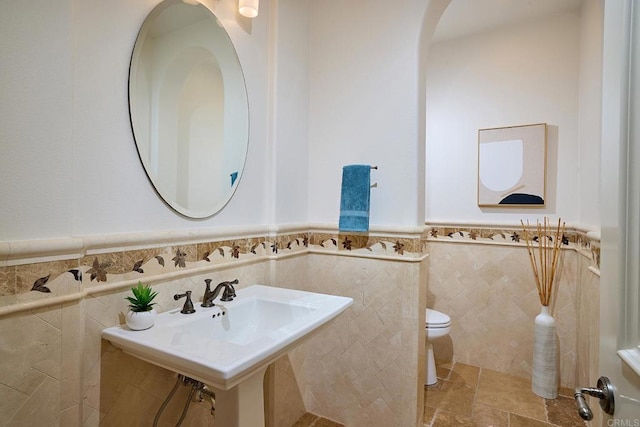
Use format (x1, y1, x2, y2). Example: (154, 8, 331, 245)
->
(202, 279, 238, 307)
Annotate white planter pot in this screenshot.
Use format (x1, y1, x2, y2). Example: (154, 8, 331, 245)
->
(125, 308, 157, 331)
(532, 305, 559, 398)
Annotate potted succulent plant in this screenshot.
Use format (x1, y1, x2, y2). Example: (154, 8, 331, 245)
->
(124, 281, 158, 330)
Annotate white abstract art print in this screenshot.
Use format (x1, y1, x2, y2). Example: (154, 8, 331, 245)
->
(477, 123, 547, 207)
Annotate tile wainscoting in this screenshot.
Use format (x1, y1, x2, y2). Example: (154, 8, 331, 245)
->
(0, 222, 598, 426)
(425, 223, 600, 395)
(273, 254, 427, 427)
(0, 225, 428, 427)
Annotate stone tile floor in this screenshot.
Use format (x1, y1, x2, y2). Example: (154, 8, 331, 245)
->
(292, 412, 344, 427)
(292, 361, 587, 426)
(424, 361, 587, 427)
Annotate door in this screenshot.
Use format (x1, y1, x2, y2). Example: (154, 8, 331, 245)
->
(599, 0, 640, 422)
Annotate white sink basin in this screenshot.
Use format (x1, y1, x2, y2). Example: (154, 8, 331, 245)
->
(102, 285, 353, 390)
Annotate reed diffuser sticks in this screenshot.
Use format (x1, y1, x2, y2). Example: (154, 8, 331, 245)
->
(521, 217, 566, 307)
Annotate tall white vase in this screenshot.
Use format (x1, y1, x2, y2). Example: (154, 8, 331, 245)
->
(532, 305, 559, 399)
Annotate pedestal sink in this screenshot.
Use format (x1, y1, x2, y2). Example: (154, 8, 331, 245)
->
(102, 284, 353, 427)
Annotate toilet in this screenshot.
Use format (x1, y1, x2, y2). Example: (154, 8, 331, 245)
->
(425, 308, 451, 385)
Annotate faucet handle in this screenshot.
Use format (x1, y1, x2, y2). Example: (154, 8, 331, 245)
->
(228, 279, 238, 297)
(219, 279, 238, 302)
(174, 290, 196, 314)
(201, 279, 215, 308)
(220, 287, 234, 302)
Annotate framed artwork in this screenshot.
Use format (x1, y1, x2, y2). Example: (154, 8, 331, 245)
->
(477, 123, 547, 207)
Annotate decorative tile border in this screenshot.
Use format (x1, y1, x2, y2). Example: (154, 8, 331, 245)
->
(309, 232, 425, 258)
(0, 228, 427, 311)
(0, 222, 600, 312)
(425, 223, 600, 271)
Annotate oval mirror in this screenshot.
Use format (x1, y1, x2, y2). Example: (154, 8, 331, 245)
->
(129, 0, 249, 218)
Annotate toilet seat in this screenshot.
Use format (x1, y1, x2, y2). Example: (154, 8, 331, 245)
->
(424, 308, 451, 386)
(425, 308, 451, 329)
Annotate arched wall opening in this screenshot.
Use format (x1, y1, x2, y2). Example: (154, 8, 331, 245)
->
(422, 0, 601, 228)
(418, 1, 604, 414)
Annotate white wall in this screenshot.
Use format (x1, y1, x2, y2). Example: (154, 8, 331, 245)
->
(0, 0, 272, 242)
(577, 0, 603, 229)
(0, 0, 74, 240)
(272, 0, 311, 225)
(2, 0, 596, 243)
(307, 0, 430, 229)
(425, 10, 582, 225)
(3, 0, 432, 241)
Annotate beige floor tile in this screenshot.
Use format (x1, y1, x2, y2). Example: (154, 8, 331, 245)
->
(423, 404, 437, 425)
(292, 412, 318, 427)
(448, 363, 480, 387)
(424, 381, 446, 409)
(431, 409, 476, 427)
(475, 368, 546, 421)
(425, 379, 475, 417)
(545, 397, 588, 427)
(436, 365, 451, 381)
(436, 360, 454, 370)
(312, 416, 345, 427)
(471, 403, 509, 427)
(509, 413, 555, 427)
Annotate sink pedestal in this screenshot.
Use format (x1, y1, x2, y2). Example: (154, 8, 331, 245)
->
(213, 366, 267, 427)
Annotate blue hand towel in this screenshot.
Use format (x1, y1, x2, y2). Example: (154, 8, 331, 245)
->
(339, 165, 371, 232)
